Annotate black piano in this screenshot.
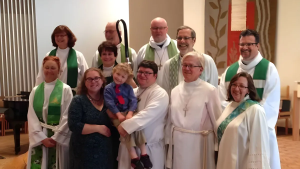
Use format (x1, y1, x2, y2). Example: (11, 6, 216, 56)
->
(4, 91, 30, 155)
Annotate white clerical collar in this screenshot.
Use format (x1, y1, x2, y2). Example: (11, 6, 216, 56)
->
(232, 95, 250, 107)
(149, 34, 171, 49)
(116, 43, 121, 49)
(103, 65, 114, 70)
(57, 47, 70, 51)
(45, 78, 58, 85)
(238, 52, 263, 71)
(183, 78, 201, 87)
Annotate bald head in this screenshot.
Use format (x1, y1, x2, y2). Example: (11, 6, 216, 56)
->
(105, 22, 121, 45)
(150, 17, 168, 43)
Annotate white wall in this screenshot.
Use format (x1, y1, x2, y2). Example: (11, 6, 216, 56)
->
(276, 0, 300, 128)
(35, 0, 129, 68)
(183, 0, 205, 53)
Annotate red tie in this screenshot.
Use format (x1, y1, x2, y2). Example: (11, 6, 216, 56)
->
(115, 84, 125, 104)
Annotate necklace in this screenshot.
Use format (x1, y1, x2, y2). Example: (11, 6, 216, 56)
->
(136, 87, 149, 102)
(154, 48, 166, 70)
(87, 94, 101, 102)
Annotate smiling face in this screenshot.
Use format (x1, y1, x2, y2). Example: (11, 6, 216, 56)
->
(137, 67, 157, 88)
(54, 31, 69, 49)
(100, 49, 116, 67)
(239, 35, 259, 61)
(113, 70, 128, 85)
(181, 55, 203, 82)
(85, 70, 103, 93)
(43, 60, 60, 83)
(230, 76, 249, 102)
(177, 28, 195, 56)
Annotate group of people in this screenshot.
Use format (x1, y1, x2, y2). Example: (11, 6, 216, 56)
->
(26, 16, 281, 169)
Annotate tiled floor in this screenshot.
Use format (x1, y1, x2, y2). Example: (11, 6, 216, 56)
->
(0, 130, 299, 169)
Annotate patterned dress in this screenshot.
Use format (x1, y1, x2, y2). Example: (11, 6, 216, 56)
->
(68, 95, 113, 169)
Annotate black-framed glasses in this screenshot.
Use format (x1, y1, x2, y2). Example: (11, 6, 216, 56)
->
(181, 64, 202, 69)
(86, 76, 101, 82)
(238, 43, 258, 47)
(137, 71, 154, 76)
(231, 84, 248, 89)
(150, 27, 167, 31)
(176, 37, 194, 41)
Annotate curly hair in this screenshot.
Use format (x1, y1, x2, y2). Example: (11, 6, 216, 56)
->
(112, 63, 133, 79)
(51, 25, 77, 48)
(226, 72, 261, 102)
(76, 68, 106, 99)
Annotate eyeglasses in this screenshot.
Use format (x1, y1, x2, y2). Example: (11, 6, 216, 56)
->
(176, 37, 194, 41)
(150, 27, 167, 31)
(231, 84, 248, 89)
(238, 43, 258, 47)
(86, 76, 101, 82)
(55, 34, 67, 38)
(182, 64, 202, 69)
(104, 30, 116, 34)
(137, 71, 154, 76)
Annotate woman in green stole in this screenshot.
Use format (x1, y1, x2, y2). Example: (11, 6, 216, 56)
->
(35, 25, 89, 91)
(27, 56, 73, 169)
(216, 72, 270, 169)
(68, 68, 113, 169)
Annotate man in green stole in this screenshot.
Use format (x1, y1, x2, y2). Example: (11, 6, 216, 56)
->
(91, 22, 138, 74)
(162, 26, 218, 96)
(30, 80, 63, 169)
(218, 29, 281, 169)
(135, 17, 178, 87)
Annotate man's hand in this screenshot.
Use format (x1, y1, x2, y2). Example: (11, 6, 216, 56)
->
(41, 138, 56, 148)
(117, 125, 128, 137)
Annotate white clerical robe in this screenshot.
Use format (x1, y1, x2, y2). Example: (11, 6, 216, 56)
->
(135, 34, 178, 86)
(216, 98, 270, 169)
(35, 47, 89, 87)
(91, 43, 138, 77)
(118, 83, 169, 169)
(167, 79, 221, 169)
(27, 80, 73, 169)
(218, 52, 281, 169)
(162, 53, 218, 96)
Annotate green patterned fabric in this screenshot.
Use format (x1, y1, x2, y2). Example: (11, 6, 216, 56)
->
(217, 99, 259, 144)
(49, 48, 78, 88)
(31, 79, 63, 169)
(144, 40, 178, 61)
(97, 43, 132, 66)
(169, 54, 180, 90)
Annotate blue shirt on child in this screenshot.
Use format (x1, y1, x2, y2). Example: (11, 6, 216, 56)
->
(104, 82, 137, 114)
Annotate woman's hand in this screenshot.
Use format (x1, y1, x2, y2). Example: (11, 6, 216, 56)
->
(107, 109, 117, 119)
(98, 125, 111, 137)
(126, 76, 137, 88)
(41, 138, 56, 148)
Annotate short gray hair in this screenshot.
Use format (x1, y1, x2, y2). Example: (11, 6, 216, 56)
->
(176, 26, 196, 38)
(181, 51, 205, 69)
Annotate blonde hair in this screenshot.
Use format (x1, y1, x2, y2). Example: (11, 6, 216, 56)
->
(181, 51, 205, 69)
(112, 63, 133, 79)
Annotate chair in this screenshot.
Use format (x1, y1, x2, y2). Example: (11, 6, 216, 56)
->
(276, 85, 292, 135)
(0, 108, 8, 136)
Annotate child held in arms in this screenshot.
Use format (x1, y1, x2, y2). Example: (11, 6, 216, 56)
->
(104, 63, 153, 169)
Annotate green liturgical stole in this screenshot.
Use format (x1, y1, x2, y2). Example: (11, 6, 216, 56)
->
(49, 48, 78, 88)
(97, 43, 133, 66)
(225, 58, 269, 99)
(217, 99, 259, 144)
(144, 40, 178, 61)
(31, 79, 63, 169)
(33, 79, 63, 125)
